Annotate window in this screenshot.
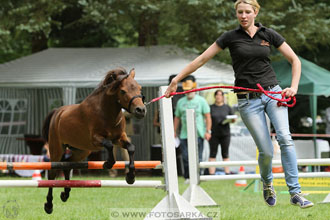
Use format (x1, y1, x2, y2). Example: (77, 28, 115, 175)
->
(0, 99, 27, 136)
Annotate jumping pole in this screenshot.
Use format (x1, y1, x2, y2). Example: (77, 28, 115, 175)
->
(0, 161, 162, 170)
(199, 159, 330, 168)
(0, 180, 164, 188)
(200, 172, 330, 181)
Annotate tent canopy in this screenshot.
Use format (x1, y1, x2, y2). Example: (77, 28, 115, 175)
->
(0, 46, 234, 88)
(272, 56, 330, 96)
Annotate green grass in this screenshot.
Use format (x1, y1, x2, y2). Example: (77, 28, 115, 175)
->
(0, 175, 329, 220)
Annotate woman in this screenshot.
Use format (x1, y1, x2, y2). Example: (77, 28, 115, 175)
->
(208, 90, 235, 175)
(165, 0, 313, 208)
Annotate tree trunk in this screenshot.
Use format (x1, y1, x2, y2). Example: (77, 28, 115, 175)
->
(31, 31, 48, 53)
(138, 11, 159, 46)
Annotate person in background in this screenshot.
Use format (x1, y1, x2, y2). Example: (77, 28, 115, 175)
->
(174, 75, 211, 183)
(165, 0, 313, 209)
(153, 109, 162, 146)
(208, 90, 236, 175)
(325, 107, 330, 172)
(42, 142, 50, 162)
(325, 107, 330, 147)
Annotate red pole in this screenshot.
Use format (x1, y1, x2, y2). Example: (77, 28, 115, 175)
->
(38, 180, 101, 187)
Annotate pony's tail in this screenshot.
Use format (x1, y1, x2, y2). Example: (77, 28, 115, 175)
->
(42, 109, 57, 142)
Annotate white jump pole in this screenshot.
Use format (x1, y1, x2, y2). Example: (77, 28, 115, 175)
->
(200, 172, 330, 181)
(182, 109, 217, 207)
(146, 87, 208, 220)
(200, 158, 330, 168)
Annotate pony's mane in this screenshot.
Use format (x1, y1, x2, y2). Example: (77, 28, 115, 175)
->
(89, 68, 128, 97)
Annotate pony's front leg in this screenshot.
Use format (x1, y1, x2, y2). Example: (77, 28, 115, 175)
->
(125, 143, 135, 184)
(102, 139, 116, 169)
(44, 170, 56, 214)
(60, 169, 71, 202)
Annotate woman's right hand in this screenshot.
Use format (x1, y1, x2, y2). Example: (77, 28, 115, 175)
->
(164, 80, 178, 98)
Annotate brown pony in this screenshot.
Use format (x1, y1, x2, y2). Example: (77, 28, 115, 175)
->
(42, 68, 146, 214)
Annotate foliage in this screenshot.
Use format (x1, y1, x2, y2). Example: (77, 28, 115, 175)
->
(258, 0, 330, 53)
(0, 0, 329, 68)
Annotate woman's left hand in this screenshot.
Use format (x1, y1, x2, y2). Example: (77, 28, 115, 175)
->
(204, 132, 211, 141)
(281, 87, 297, 97)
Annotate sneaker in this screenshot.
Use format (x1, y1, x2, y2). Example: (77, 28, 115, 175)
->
(290, 193, 314, 208)
(184, 179, 190, 184)
(263, 182, 276, 207)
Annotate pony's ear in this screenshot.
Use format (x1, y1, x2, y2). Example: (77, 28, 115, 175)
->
(129, 68, 135, 78)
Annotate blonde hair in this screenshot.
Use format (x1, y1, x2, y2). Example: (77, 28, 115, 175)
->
(234, 0, 260, 12)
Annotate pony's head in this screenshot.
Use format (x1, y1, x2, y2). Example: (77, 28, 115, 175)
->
(103, 68, 146, 119)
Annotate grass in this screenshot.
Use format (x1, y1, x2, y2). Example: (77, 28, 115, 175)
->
(0, 175, 329, 220)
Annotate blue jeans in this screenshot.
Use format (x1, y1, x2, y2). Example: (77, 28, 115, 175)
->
(180, 137, 204, 179)
(237, 85, 300, 194)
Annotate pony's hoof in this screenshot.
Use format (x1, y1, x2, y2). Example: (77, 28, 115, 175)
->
(44, 203, 53, 214)
(60, 192, 69, 202)
(125, 174, 135, 184)
(103, 161, 114, 169)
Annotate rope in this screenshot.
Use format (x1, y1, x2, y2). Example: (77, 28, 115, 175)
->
(145, 83, 296, 107)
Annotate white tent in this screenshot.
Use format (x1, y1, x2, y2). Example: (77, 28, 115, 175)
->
(0, 45, 234, 88)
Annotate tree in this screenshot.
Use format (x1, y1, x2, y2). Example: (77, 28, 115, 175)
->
(258, 0, 330, 66)
(0, 0, 329, 69)
(0, 0, 66, 61)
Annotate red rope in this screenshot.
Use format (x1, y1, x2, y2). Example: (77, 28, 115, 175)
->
(145, 83, 296, 107)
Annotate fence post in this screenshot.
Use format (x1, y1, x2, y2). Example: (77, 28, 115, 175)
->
(145, 87, 208, 219)
(182, 109, 217, 207)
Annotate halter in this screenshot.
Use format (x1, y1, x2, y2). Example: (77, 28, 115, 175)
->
(126, 94, 145, 113)
(104, 73, 145, 113)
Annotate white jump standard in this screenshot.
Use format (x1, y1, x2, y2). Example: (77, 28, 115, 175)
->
(145, 86, 209, 220)
(182, 109, 217, 207)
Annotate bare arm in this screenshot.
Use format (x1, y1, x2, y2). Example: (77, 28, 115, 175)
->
(43, 143, 50, 158)
(204, 113, 212, 141)
(153, 111, 160, 128)
(277, 42, 301, 97)
(173, 116, 180, 138)
(165, 42, 222, 97)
